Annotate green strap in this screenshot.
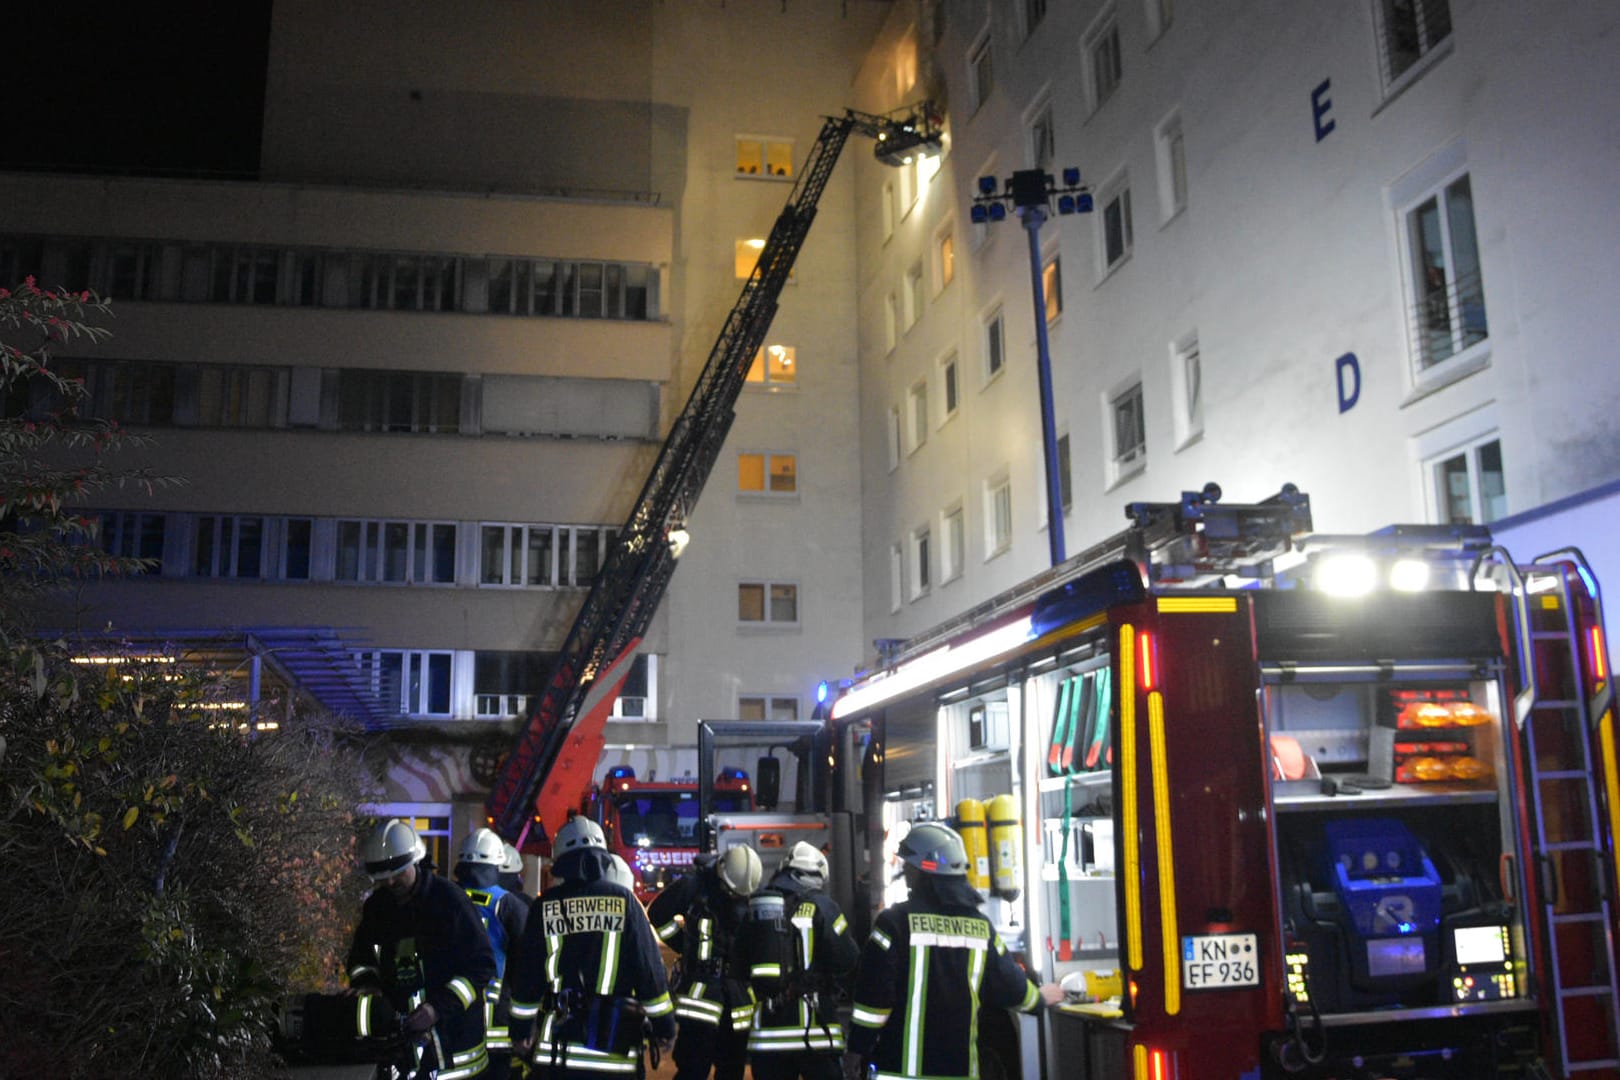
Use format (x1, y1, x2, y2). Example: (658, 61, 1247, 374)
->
(1085, 666, 1112, 770)
(1058, 777, 1073, 951)
(1048, 676, 1072, 774)
(1062, 671, 1090, 774)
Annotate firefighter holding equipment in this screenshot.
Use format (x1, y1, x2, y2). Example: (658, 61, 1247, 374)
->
(845, 822, 1061, 1080)
(737, 841, 860, 1080)
(507, 815, 676, 1077)
(648, 844, 764, 1080)
(456, 828, 532, 1080)
(349, 818, 497, 1080)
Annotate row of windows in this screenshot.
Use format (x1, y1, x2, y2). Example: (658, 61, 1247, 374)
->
(29, 356, 658, 440)
(353, 649, 657, 722)
(0, 234, 661, 321)
(889, 476, 1013, 611)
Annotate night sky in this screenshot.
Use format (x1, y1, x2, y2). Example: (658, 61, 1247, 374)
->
(3, 4, 274, 177)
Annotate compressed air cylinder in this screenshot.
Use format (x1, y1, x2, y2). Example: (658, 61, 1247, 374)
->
(956, 797, 991, 892)
(987, 793, 1022, 901)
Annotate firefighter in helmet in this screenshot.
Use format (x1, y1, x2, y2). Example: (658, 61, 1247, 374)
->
(456, 828, 531, 1080)
(506, 815, 676, 1077)
(845, 822, 1062, 1080)
(738, 841, 859, 1080)
(648, 844, 764, 1080)
(499, 842, 533, 905)
(348, 818, 496, 1080)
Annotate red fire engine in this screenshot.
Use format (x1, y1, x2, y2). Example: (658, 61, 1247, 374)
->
(823, 484, 1619, 1079)
(588, 764, 754, 903)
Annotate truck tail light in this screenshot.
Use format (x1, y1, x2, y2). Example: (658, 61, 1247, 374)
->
(1133, 1044, 1175, 1079)
(1138, 631, 1158, 690)
(1590, 625, 1609, 686)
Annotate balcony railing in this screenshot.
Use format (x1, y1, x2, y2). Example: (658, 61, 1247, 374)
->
(1408, 268, 1487, 371)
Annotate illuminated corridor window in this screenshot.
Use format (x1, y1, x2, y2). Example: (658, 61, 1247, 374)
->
(739, 694, 799, 721)
(738, 452, 798, 495)
(746, 345, 796, 387)
(738, 581, 799, 626)
(1431, 437, 1505, 525)
(1404, 173, 1486, 372)
(736, 238, 766, 279)
(736, 137, 795, 179)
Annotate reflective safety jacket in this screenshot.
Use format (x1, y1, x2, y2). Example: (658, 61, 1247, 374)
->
(647, 863, 755, 1031)
(461, 877, 529, 1053)
(737, 873, 859, 1055)
(506, 877, 676, 1075)
(847, 899, 1043, 1080)
(347, 866, 497, 1080)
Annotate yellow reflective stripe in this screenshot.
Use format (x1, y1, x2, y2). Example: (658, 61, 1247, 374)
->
(698, 917, 713, 961)
(355, 992, 377, 1036)
(510, 1000, 542, 1019)
(1156, 596, 1237, 613)
(656, 920, 680, 941)
(447, 976, 478, 1009)
(852, 1004, 890, 1027)
(833, 914, 848, 934)
(1149, 690, 1180, 1016)
(1019, 980, 1039, 1011)
(1134, 1044, 1148, 1077)
(751, 963, 783, 977)
(644, 992, 674, 1017)
(1603, 711, 1620, 910)
(871, 927, 892, 951)
(597, 929, 621, 995)
(1120, 625, 1143, 972)
(546, 933, 563, 985)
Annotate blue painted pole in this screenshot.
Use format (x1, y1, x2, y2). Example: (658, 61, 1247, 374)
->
(1020, 204, 1067, 566)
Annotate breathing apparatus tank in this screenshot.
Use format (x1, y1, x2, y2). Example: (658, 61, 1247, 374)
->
(955, 798, 992, 893)
(987, 793, 1022, 901)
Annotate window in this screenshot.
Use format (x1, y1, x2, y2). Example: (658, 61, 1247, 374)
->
(1028, 100, 1055, 170)
(899, 159, 919, 215)
(482, 257, 650, 319)
(281, 517, 313, 580)
(905, 261, 924, 329)
(907, 381, 929, 454)
(192, 515, 265, 579)
(97, 511, 166, 573)
(736, 136, 794, 179)
(1023, 0, 1048, 37)
(1376, 0, 1452, 89)
(885, 293, 899, 353)
(738, 452, 798, 495)
(936, 228, 956, 290)
(984, 308, 1006, 380)
(1404, 173, 1486, 372)
(985, 475, 1012, 557)
(1172, 334, 1203, 445)
(1155, 112, 1187, 221)
(735, 238, 767, 279)
(210, 246, 281, 304)
(1086, 12, 1123, 111)
(1042, 254, 1062, 323)
(1110, 381, 1146, 477)
(882, 181, 896, 240)
(474, 650, 551, 719)
(480, 523, 557, 587)
(910, 525, 932, 599)
(1101, 180, 1134, 272)
(738, 581, 799, 626)
(969, 33, 994, 113)
(1146, 0, 1173, 39)
(337, 520, 456, 584)
(338, 370, 462, 434)
(746, 344, 797, 388)
(940, 352, 960, 420)
(739, 694, 799, 722)
(887, 406, 901, 472)
(1057, 433, 1073, 512)
(356, 650, 452, 717)
(1431, 437, 1505, 525)
(942, 504, 965, 583)
(889, 543, 904, 613)
(104, 241, 166, 301)
(610, 654, 656, 720)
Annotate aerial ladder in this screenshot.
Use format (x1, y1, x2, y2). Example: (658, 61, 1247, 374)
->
(486, 105, 944, 846)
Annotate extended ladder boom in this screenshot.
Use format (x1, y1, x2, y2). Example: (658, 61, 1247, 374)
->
(487, 107, 941, 842)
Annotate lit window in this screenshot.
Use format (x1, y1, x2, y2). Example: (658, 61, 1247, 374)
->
(938, 229, 956, 289)
(1404, 173, 1486, 372)
(738, 581, 799, 626)
(735, 238, 767, 279)
(736, 136, 795, 179)
(1376, 0, 1452, 90)
(1110, 381, 1146, 478)
(1432, 437, 1505, 525)
(746, 344, 797, 387)
(1042, 255, 1062, 323)
(739, 694, 799, 721)
(737, 452, 797, 495)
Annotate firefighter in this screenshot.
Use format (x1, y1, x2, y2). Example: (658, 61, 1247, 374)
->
(348, 817, 496, 1080)
(456, 828, 532, 1080)
(500, 842, 534, 905)
(506, 816, 676, 1078)
(844, 822, 1062, 1080)
(739, 842, 859, 1080)
(648, 844, 764, 1080)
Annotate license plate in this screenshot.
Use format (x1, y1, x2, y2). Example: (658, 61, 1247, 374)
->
(1181, 933, 1259, 990)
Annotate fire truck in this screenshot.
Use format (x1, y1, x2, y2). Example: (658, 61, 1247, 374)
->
(818, 483, 1619, 1080)
(586, 763, 754, 903)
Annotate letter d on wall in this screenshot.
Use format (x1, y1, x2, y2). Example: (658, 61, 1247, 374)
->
(1335, 352, 1361, 413)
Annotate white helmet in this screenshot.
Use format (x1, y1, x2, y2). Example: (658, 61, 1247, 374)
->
(717, 845, 763, 898)
(459, 827, 505, 867)
(501, 843, 524, 876)
(605, 853, 636, 891)
(553, 815, 607, 855)
(785, 841, 829, 887)
(361, 819, 426, 882)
